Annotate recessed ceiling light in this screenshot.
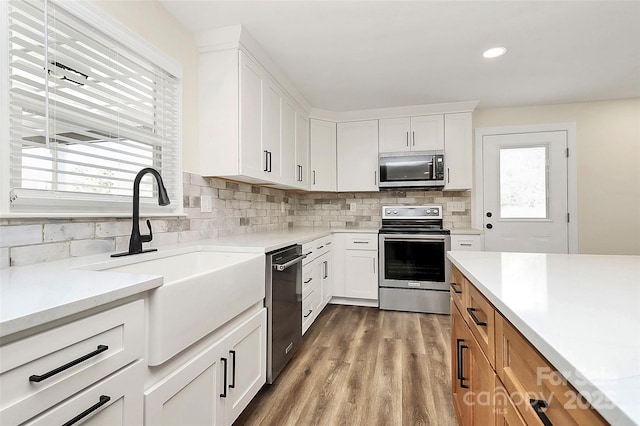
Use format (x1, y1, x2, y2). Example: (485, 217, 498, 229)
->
(483, 47, 507, 59)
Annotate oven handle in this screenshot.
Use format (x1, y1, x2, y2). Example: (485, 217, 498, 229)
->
(273, 254, 307, 271)
(381, 235, 448, 241)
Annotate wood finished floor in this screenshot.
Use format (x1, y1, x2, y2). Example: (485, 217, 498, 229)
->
(234, 305, 457, 426)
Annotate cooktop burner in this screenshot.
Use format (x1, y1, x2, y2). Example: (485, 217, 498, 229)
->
(379, 205, 450, 235)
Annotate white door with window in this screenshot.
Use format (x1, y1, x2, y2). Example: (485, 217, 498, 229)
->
(482, 131, 569, 253)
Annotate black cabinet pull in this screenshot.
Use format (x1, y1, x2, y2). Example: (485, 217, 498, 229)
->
(263, 150, 269, 172)
(29, 345, 108, 383)
(304, 278, 313, 284)
(229, 350, 236, 389)
(467, 307, 487, 327)
(267, 151, 272, 172)
(304, 309, 313, 318)
(62, 395, 110, 426)
(220, 357, 228, 398)
(457, 339, 469, 389)
(456, 339, 464, 381)
(450, 282, 462, 294)
(530, 399, 553, 426)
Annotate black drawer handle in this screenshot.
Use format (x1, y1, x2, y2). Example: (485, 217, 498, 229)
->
(29, 345, 108, 383)
(450, 282, 462, 294)
(220, 357, 228, 398)
(62, 395, 110, 426)
(467, 307, 487, 327)
(530, 399, 553, 426)
(229, 350, 236, 389)
(304, 278, 313, 284)
(457, 339, 469, 389)
(304, 309, 313, 318)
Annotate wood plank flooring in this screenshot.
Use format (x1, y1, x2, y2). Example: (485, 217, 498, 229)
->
(234, 305, 457, 426)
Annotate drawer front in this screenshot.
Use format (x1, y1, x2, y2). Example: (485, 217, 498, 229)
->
(302, 241, 315, 265)
(451, 235, 482, 251)
(302, 292, 315, 334)
(314, 236, 332, 257)
(466, 282, 495, 368)
(450, 266, 466, 313)
(302, 265, 315, 298)
(496, 316, 608, 426)
(0, 300, 144, 425)
(345, 234, 378, 250)
(22, 360, 144, 426)
(496, 384, 527, 426)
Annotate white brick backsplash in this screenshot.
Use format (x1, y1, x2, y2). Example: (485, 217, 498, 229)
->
(44, 223, 94, 242)
(70, 239, 115, 257)
(11, 242, 70, 266)
(95, 221, 131, 237)
(0, 224, 42, 247)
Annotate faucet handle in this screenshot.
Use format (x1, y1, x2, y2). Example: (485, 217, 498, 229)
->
(141, 219, 153, 243)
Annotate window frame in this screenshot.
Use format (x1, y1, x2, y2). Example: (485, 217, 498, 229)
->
(0, 0, 184, 218)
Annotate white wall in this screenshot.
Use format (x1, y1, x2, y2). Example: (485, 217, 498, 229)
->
(474, 98, 640, 255)
(91, 0, 200, 174)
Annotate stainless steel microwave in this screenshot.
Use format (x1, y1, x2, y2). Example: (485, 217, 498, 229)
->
(378, 151, 445, 188)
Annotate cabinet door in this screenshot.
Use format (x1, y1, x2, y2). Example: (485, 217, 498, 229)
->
(145, 340, 225, 426)
(239, 52, 266, 179)
(262, 77, 282, 181)
(444, 112, 472, 190)
(223, 309, 267, 425)
(345, 250, 378, 300)
(295, 112, 309, 189)
(319, 252, 332, 310)
(310, 119, 337, 191)
(337, 120, 379, 192)
(280, 98, 297, 186)
(451, 234, 482, 251)
(379, 117, 410, 153)
(411, 115, 444, 151)
(452, 303, 496, 426)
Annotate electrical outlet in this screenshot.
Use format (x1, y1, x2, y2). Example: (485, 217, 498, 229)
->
(349, 202, 357, 212)
(201, 195, 212, 213)
(447, 201, 466, 212)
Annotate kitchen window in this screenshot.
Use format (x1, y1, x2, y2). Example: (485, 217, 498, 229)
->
(0, 0, 183, 216)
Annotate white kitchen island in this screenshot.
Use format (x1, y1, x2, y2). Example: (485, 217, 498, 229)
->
(447, 251, 640, 426)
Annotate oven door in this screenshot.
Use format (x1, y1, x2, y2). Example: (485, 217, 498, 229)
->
(379, 233, 451, 291)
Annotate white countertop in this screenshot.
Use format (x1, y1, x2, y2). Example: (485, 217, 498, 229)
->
(0, 227, 379, 338)
(447, 251, 640, 426)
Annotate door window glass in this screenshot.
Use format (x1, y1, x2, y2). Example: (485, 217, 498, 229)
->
(499, 146, 548, 219)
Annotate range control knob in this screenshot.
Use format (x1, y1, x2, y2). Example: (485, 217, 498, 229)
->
(393, 210, 398, 214)
(386, 210, 391, 214)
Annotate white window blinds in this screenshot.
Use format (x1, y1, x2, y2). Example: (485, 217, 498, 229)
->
(5, 0, 182, 215)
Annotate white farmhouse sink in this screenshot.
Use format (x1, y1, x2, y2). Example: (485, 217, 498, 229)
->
(87, 250, 265, 366)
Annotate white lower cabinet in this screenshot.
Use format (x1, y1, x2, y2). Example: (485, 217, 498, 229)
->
(318, 252, 332, 310)
(144, 308, 266, 426)
(300, 235, 333, 334)
(0, 300, 145, 425)
(24, 360, 144, 426)
(345, 250, 378, 300)
(332, 233, 379, 305)
(451, 234, 483, 251)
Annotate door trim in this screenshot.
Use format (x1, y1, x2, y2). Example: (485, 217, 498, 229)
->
(473, 123, 578, 253)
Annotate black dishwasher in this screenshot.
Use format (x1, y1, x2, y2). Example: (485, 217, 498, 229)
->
(265, 244, 304, 384)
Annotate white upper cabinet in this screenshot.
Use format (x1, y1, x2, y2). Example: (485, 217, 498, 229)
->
(411, 115, 444, 151)
(280, 97, 297, 187)
(295, 114, 310, 189)
(444, 112, 472, 190)
(199, 45, 309, 189)
(337, 120, 379, 192)
(309, 119, 337, 191)
(379, 115, 444, 153)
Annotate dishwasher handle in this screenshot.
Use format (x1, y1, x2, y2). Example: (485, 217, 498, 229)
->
(273, 254, 307, 271)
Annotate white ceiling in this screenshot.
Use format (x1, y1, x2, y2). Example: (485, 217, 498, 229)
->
(160, 0, 640, 111)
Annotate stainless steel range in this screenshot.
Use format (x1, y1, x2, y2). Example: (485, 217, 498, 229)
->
(378, 205, 451, 314)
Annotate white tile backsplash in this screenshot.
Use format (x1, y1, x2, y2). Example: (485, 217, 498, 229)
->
(44, 222, 95, 242)
(0, 224, 42, 247)
(70, 239, 115, 257)
(11, 242, 70, 266)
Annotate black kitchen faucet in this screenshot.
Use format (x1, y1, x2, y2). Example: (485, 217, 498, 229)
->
(111, 167, 170, 257)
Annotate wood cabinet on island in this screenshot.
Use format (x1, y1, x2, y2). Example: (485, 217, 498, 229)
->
(447, 251, 640, 426)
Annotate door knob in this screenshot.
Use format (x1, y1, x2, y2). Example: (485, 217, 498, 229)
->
(486, 224, 493, 229)
(486, 212, 492, 218)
